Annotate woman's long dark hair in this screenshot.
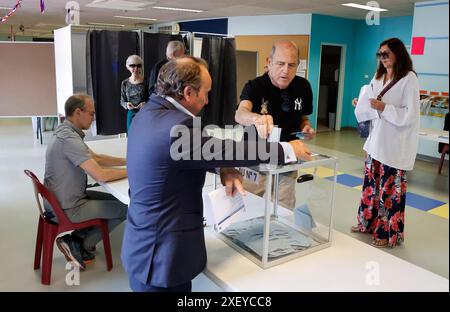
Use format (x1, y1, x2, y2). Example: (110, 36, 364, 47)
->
(375, 38, 415, 81)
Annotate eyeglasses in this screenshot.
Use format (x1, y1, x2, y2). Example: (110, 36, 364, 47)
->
(376, 51, 390, 60)
(129, 64, 142, 68)
(82, 109, 95, 117)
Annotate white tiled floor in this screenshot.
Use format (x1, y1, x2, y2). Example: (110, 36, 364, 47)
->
(0, 118, 447, 291)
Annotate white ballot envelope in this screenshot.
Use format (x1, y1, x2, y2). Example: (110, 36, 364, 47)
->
(268, 126, 281, 143)
(203, 186, 245, 232)
(354, 85, 379, 122)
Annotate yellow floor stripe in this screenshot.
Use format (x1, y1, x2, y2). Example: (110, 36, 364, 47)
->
(429, 204, 449, 219)
(300, 166, 341, 178)
(353, 185, 363, 191)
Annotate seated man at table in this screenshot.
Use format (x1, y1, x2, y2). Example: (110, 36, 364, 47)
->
(122, 56, 312, 292)
(44, 94, 128, 270)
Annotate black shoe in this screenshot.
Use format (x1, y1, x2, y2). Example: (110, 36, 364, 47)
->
(84, 245, 96, 253)
(70, 234, 96, 262)
(81, 247, 95, 262)
(56, 234, 86, 270)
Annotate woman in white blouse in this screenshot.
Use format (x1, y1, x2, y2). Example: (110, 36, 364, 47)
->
(351, 38, 420, 248)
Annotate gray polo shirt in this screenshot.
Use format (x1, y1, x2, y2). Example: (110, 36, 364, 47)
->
(44, 120, 91, 210)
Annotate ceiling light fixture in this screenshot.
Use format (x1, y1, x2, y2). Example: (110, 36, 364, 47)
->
(86, 0, 152, 11)
(87, 22, 125, 27)
(114, 15, 157, 21)
(152, 6, 203, 13)
(342, 3, 388, 12)
(0, 6, 12, 10)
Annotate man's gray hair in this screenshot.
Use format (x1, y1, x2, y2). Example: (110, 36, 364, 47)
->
(65, 94, 91, 117)
(166, 41, 185, 58)
(156, 56, 207, 100)
(269, 40, 299, 61)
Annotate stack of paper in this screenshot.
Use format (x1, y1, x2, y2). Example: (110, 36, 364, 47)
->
(203, 186, 246, 232)
(294, 204, 316, 231)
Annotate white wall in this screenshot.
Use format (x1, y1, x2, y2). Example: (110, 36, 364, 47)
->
(228, 14, 311, 36)
(72, 31, 87, 94)
(412, 1, 449, 91)
(54, 26, 74, 117)
(411, 0, 449, 158)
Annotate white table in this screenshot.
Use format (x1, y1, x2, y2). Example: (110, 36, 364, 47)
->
(86, 138, 130, 205)
(86, 138, 449, 292)
(419, 128, 449, 144)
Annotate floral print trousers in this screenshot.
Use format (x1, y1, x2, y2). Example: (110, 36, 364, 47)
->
(356, 155, 407, 247)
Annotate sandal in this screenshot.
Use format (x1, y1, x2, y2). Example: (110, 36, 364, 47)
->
(350, 225, 366, 233)
(371, 238, 389, 248)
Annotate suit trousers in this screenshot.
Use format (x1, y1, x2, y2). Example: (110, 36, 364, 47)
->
(65, 190, 128, 250)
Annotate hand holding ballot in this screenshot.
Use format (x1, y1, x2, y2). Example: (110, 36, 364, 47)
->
(203, 186, 246, 232)
(354, 85, 379, 122)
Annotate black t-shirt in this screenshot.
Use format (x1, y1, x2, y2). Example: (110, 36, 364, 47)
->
(148, 59, 168, 97)
(240, 73, 313, 141)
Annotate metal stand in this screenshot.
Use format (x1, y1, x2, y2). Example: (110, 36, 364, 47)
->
(36, 117, 43, 145)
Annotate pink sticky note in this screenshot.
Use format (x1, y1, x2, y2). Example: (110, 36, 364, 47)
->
(411, 37, 425, 55)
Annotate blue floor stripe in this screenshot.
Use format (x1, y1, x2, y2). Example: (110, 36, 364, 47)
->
(324, 173, 446, 212)
(326, 174, 363, 188)
(406, 192, 446, 211)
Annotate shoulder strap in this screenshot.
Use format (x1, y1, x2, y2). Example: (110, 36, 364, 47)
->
(377, 78, 400, 101)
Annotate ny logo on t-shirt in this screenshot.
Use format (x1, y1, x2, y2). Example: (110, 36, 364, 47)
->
(294, 98, 302, 110)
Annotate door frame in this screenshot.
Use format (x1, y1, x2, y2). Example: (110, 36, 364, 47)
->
(316, 42, 346, 131)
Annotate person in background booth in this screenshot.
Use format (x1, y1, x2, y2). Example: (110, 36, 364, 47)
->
(147, 40, 186, 96)
(120, 55, 148, 131)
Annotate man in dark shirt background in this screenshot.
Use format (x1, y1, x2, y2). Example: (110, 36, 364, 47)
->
(147, 40, 186, 96)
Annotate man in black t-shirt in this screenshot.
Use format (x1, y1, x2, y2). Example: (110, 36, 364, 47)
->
(235, 40, 315, 209)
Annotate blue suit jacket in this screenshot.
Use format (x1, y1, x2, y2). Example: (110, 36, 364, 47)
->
(121, 94, 285, 287)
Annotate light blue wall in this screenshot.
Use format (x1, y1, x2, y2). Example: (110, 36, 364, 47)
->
(309, 14, 357, 129)
(350, 16, 414, 127)
(309, 14, 413, 128)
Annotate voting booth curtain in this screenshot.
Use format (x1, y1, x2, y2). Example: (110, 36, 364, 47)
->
(86, 31, 235, 134)
(88, 30, 139, 135)
(200, 36, 237, 128)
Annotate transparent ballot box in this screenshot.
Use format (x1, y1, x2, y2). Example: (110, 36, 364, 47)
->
(209, 153, 338, 269)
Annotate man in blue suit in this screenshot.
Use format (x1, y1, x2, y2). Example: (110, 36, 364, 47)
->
(122, 56, 311, 292)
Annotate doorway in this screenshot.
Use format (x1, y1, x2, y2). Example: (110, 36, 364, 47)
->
(236, 50, 258, 104)
(317, 44, 344, 132)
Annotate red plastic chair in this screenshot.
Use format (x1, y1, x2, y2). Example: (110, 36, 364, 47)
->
(438, 144, 449, 174)
(24, 170, 113, 285)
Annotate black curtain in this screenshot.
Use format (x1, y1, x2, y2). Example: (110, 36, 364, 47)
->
(200, 36, 237, 127)
(89, 30, 139, 135)
(142, 33, 185, 81)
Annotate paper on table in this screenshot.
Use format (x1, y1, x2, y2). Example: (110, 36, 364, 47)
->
(354, 85, 379, 123)
(203, 186, 245, 232)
